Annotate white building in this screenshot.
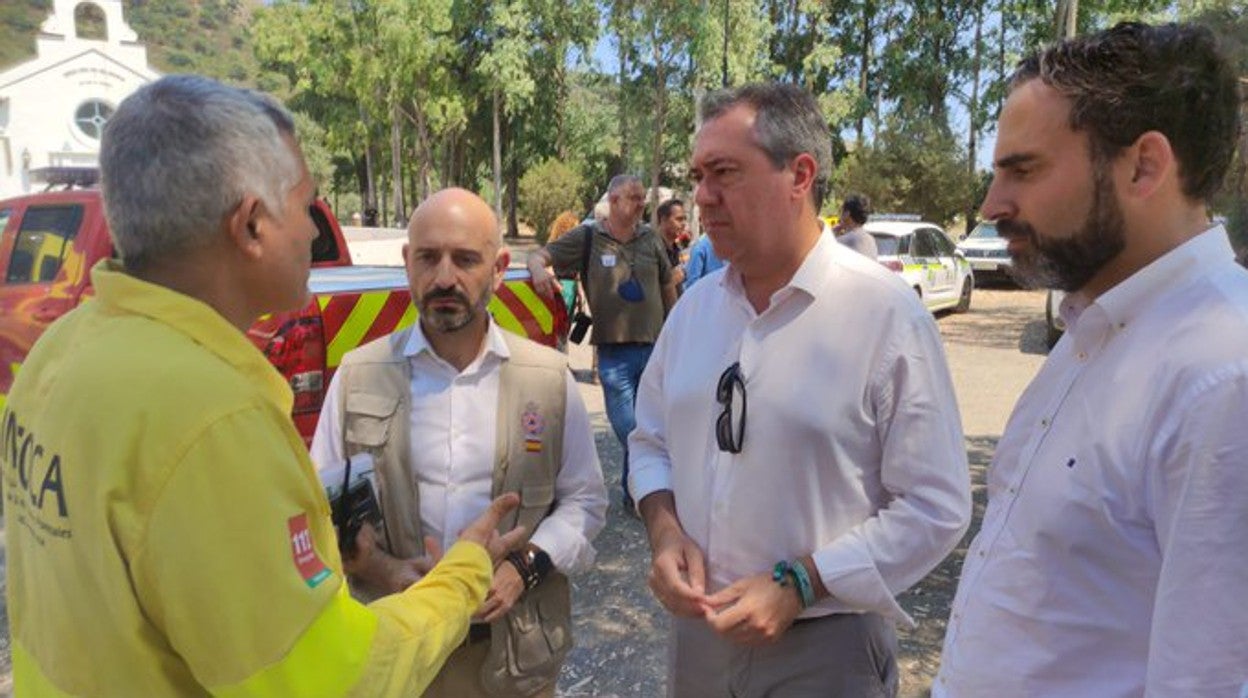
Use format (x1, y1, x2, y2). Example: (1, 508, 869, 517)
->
(0, 0, 158, 198)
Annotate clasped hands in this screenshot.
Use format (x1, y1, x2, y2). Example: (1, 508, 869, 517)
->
(647, 526, 804, 647)
(342, 493, 528, 620)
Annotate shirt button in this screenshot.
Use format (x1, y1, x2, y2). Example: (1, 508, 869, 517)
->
(977, 550, 985, 557)
(1041, 418, 1049, 427)
(1077, 351, 1087, 360)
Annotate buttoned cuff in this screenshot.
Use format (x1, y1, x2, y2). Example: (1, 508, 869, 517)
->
(812, 541, 914, 628)
(528, 517, 595, 575)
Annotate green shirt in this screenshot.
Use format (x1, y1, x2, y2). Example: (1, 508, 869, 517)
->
(545, 221, 672, 345)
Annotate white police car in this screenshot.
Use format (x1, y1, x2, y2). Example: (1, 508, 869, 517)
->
(865, 218, 973, 313)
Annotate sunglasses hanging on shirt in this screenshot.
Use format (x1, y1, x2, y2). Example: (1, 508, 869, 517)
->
(716, 362, 746, 453)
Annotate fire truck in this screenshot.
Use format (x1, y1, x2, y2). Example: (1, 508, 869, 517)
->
(0, 168, 569, 443)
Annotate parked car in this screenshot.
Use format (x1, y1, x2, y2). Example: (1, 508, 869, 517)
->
(865, 219, 973, 313)
(957, 220, 1014, 284)
(0, 177, 568, 443)
(1046, 289, 1066, 348)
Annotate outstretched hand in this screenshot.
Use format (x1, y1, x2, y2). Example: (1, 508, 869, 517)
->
(457, 493, 527, 565)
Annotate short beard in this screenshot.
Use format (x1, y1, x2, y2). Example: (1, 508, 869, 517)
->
(419, 289, 489, 333)
(1000, 164, 1126, 292)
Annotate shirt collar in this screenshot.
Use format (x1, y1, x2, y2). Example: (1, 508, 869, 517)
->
(89, 259, 293, 413)
(1069, 224, 1233, 331)
(402, 316, 511, 370)
(720, 223, 835, 303)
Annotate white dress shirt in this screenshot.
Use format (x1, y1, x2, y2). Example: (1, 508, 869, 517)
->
(629, 231, 971, 625)
(936, 226, 1248, 698)
(310, 321, 607, 574)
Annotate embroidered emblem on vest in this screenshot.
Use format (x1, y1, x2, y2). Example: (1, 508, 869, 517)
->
(288, 513, 331, 588)
(522, 402, 545, 453)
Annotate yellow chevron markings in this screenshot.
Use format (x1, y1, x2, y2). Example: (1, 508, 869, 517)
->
(488, 296, 524, 336)
(507, 282, 554, 334)
(395, 303, 417, 331)
(326, 292, 388, 368)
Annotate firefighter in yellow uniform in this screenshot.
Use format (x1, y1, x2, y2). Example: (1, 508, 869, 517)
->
(1, 75, 523, 697)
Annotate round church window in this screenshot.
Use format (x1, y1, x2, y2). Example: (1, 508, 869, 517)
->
(74, 100, 115, 140)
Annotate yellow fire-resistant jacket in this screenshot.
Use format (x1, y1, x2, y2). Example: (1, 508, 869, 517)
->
(2, 261, 492, 696)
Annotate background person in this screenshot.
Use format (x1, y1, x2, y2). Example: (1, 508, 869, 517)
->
(527, 174, 677, 512)
(656, 198, 690, 290)
(833, 192, 879, 259)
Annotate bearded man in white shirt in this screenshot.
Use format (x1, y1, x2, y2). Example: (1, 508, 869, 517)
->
(629, 82, 972, 697)
(311, 188, 608, 698)
(935, 22, 1247, 698)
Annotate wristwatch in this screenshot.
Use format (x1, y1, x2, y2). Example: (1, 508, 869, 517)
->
(508, 545, 554, 591)
(524, 546, 554, 582)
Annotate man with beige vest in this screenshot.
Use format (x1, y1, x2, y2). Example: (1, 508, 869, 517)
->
(311, 188, 608, 697)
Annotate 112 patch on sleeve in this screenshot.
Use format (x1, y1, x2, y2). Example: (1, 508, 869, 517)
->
(288, 513, 331, 588)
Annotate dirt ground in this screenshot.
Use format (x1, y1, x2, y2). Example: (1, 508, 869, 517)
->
(0, 284, 1050, 698)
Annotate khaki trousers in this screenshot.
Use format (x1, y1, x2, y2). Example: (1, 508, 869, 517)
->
(667, 612, 899, 698)
(422, 637, 558, 698)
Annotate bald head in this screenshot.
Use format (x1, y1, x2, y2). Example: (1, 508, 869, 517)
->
(408, 187, 500, 249)
(404, 188, 510, 338)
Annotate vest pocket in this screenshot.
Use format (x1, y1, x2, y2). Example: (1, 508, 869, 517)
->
(344, 392, 399, 448)
(480, 574, 572, 696)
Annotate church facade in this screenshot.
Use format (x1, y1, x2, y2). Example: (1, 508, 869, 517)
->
(0, 0, 159, 198)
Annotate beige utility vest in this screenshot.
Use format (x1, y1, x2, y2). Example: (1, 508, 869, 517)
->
(333, 326, 572, 697)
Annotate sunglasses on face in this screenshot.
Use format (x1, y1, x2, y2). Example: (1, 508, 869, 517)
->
(716, 362, 746, 453)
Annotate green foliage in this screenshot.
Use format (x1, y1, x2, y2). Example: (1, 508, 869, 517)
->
(520, 159, 585, 244)
(836, 119, 975, 226)
(0, 1, 52, 69)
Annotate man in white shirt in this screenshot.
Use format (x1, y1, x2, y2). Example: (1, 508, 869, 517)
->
(935, 22, 1247, 698)
(311, 188, 608, 698)
(834, 192, 879, 260)
(630, 82, 971, 697)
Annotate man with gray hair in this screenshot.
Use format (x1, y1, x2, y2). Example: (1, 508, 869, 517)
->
(2, 74, 524, 696)
(529, 174, 677, 512)
(630, 82, 971, 696)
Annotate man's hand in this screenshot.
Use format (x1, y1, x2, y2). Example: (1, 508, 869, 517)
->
(457, 493, 527, 565)
(640, 492, 708, 617)
(649, 528, 709, 617)
(476, 558, 525, 623)
(526, 253, 560, 300)
(344, 527, 444, 596)
(703, 571, 803, 646)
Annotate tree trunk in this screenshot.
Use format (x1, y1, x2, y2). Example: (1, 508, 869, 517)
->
(649, 40, 668, 229)
(966, 0, 984, 232)
(493, 87, 504, 225)
(555, 43, 568, 160)
(390, 100, 404, 227)
(1055, 0, 1078, 40)
(507, 119, 520, 239)
(856, 0, 872, 147)
(618, 21, 631, 171)
(360, 106, 377, 224)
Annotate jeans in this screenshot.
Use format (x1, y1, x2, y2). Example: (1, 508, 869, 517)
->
(596, 342, 654, 501)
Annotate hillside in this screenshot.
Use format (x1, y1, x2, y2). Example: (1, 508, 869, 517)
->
(0, 0, 267, 89)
